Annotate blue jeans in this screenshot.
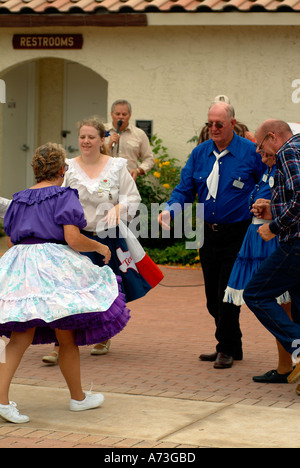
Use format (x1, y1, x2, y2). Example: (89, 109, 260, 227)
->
(243, 238, 300, 356)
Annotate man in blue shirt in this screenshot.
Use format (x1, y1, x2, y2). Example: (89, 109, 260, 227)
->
(159, 102, 265, 369)
(243, 119, 300, 386)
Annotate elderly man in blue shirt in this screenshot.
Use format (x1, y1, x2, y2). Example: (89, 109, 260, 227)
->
(159, 101, 265, 369)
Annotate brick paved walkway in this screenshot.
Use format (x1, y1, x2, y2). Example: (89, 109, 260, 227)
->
(0, 262, 299, 448)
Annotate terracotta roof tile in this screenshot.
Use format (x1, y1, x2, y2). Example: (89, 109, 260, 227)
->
(49, 1, 76, 12)
(0, 0, 300, 13)
(279, 0, 300, 7)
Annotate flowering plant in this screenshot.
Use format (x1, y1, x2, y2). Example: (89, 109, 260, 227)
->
(137, 134, 182, 202)
(136, 135, 199, 265)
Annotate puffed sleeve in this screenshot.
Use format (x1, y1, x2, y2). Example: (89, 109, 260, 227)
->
(54, 187, 87, 230)
(3, 201, 15, 236)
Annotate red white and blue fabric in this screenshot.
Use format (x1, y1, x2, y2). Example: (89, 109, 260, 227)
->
(118, 221, 164, 290)
(82, 222, 164, 303)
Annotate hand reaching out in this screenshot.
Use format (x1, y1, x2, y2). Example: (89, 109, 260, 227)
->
(158, 211, 171, 231)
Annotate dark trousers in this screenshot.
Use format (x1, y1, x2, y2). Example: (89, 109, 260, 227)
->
(199, 220, 250, 357)
(244, 238, 300, 356)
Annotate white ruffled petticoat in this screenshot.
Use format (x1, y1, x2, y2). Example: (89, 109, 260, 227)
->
(0, 243, 119, 324)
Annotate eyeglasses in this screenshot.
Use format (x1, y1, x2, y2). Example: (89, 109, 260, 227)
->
(256, 133, 269, 152)
(206, 121, 224, 129)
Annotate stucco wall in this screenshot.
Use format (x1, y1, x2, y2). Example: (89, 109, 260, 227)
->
(36, 58, 64, 145)
(1, 24, 300, 164)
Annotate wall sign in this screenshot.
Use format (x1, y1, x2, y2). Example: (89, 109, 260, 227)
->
(12, 34, 83, 50)
(136, 120, 152, 140)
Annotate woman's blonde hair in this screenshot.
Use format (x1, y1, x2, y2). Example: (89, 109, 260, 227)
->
(77, 116, 108, 154)
(31, 143, 66, 183)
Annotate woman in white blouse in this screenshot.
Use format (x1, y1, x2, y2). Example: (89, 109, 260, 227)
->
(43, 116, 146, 362)
(67, 118, 141, 236)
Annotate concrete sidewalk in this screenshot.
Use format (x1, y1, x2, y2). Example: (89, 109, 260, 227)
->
(0, 264, 300, 448)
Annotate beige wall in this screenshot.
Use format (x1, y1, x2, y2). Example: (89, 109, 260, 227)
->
(1, 23, 300, 164)
(36, 58, 64, 145)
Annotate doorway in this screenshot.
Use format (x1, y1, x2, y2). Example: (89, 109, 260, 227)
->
(1, 61, 36, 198)
(63, 61, 108, 158)
(0, 59, 108, 198)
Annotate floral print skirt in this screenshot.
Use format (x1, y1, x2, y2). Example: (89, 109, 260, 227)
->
(0, 243, 130, 345)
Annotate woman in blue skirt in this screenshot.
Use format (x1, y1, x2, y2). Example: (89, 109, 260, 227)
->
(42, 117, 163, 363)
(224, 152, 293, 383)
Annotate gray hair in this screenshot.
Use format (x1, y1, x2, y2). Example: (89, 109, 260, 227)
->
(111, 99, 132, 114)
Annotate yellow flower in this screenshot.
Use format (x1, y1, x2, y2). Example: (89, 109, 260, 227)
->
(162, 161, 170, 166)
(154, 172, 161, 178)
(163, 183, 170, 189)
(154, 158, 160, 164)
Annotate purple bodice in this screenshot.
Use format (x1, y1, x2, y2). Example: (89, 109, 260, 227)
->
(3, 186, 87, 244)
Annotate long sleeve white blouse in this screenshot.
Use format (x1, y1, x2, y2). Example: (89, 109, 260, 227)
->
(63, 157, 141, 232)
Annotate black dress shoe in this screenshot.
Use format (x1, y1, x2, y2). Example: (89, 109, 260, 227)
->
(252, 369, 292, 383)
(199, 351, 242, 362)
(199, 352, 218, 362)
(214, 352, 233, 369)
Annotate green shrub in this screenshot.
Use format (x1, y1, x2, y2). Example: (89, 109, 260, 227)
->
(145, 242, 200, 266)
(136, 134, 182, 204)
(0, 222, 5, 237)
(136, 135, 199, 265)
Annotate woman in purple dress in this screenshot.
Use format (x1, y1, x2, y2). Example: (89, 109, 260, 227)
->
(0, 143, 130, 424)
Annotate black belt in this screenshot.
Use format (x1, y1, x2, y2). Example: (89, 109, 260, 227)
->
(205, 220, 250, 232)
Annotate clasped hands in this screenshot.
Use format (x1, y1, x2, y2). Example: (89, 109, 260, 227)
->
(251, 198, 276, 241)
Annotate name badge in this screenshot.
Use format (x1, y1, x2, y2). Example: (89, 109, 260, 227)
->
(98, 179, 111, 191)
(232, 178, 244, 189)
(269, 176, 274, 188)
(98, 179, 112, 199)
